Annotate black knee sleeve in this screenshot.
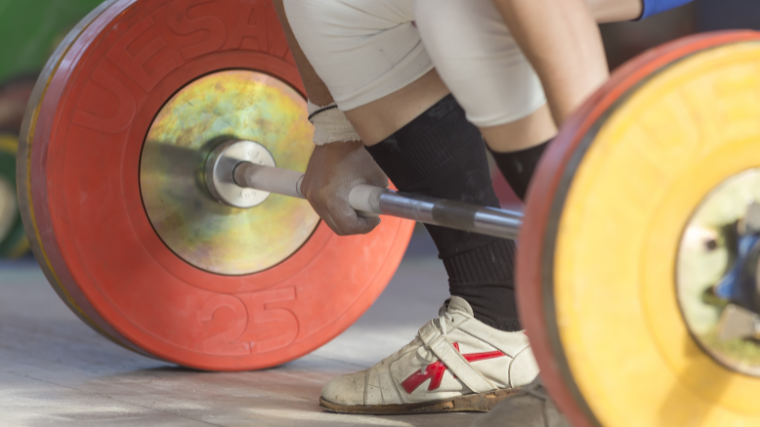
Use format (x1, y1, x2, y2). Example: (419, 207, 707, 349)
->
(490, 141, 550, 201)
(365, 95, 520, 331)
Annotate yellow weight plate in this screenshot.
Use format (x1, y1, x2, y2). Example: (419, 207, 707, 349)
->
(554, 42, 760, 426)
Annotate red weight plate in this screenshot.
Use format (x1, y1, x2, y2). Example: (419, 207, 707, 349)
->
(20, 0, 413, 371)
(18, 0, 147, 356)
(516, 30, 760, 427)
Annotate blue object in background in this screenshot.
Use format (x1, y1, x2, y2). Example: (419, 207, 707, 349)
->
(714, 233, 760, 314)
(641, 0, 696, 20)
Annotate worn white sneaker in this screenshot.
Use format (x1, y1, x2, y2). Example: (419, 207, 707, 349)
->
(320, 297, 539, 414)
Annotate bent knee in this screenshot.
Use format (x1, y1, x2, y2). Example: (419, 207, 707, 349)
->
(414, 0, 546, 128)
(284, 0, 431, 110)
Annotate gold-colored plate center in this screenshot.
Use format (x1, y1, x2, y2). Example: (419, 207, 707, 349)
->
(140, 70, 318, 275)
(677, 168, 760, 375)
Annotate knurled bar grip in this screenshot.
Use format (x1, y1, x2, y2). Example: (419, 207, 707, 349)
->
(234, 162, 523, 240)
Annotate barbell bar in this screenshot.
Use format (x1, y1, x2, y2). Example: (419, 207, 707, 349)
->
(206, 139, 524, 240)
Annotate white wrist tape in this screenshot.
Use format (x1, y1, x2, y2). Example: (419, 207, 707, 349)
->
(307, 100, 361, 145)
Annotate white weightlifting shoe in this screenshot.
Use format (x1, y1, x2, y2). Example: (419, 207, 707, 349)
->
(319, 296, 539, 414)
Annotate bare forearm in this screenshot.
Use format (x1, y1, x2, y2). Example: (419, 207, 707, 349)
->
(492, 0, 609, 125)
(588, 0, 642, 23)
(271, 0, 334, 106)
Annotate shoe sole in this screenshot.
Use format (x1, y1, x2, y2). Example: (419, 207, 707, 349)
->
(319, 387, 522, 414)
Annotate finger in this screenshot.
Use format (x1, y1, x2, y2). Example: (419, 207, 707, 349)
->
(304, 193, 344, 234)
(367, 173, 389, 189)
(327, 200, 374, 236)
(320, 201, 381, 235)
(319, 209, 347, 236)
(353, 216, 381, 234)
(364, 166, 389, 188)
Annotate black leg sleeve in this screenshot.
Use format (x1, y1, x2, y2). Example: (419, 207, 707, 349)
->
(490, 141, 550, 201)
(365, 95, 521, 331)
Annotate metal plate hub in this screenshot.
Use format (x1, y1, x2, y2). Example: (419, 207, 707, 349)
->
(206, 140, 275, 209)
(140, 69, 319, 276)
(678, 168, 760, 376)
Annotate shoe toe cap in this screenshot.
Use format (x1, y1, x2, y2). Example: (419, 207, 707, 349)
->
(321, 371, 367, 406)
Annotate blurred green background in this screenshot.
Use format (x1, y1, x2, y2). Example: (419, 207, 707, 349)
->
(0, 0, 103, 82)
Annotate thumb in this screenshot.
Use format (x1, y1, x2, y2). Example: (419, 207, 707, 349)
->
(368, 173, 390, 189)
(354, 216, 382, 234)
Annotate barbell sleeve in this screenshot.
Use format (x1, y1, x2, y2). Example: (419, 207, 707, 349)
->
(233, 162, 523, 240)
(234, 161, 305, 199)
